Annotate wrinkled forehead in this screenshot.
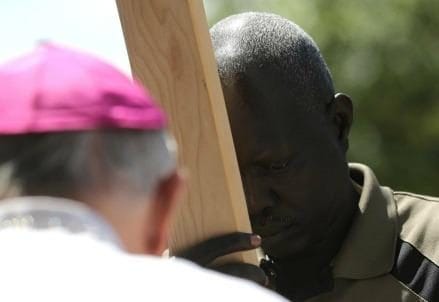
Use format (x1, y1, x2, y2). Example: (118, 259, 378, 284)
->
(221, 78, 322, 161)
(221, 61, 329, 110)
(221, 69, 313, 125)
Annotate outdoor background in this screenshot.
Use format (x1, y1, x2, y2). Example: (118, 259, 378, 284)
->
(204, 0, 439, 195)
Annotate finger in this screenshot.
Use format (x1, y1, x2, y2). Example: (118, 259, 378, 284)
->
(176, 232, 261, 266)
(213, 263, 268, 286)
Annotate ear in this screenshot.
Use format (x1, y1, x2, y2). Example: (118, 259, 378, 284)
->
(331, 93, 353, 152)
(143, 170, 186, 255)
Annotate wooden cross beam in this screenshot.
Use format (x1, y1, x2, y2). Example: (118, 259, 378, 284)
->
(116, 0, 259, 264)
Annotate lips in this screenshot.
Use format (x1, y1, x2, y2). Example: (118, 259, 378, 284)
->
(253, 220, 293, 237)
(251, 212, 296, 237)
(260, 223, 299, 254)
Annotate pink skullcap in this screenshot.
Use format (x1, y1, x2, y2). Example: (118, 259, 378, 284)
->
(0, 43, 166, 134)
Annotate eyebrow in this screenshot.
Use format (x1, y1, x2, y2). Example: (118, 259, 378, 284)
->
(252, 144, 295, 163)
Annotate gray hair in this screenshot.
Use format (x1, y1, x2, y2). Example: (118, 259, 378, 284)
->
(210, 12, 335, 112)
(0, 130, 177, 201)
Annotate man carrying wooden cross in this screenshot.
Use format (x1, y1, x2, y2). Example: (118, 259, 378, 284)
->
(182, 12, 439, 302)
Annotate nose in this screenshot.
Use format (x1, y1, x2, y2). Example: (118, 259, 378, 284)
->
(241, 171, 276, 216)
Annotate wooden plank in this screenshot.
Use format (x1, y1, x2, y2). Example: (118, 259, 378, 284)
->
(116, 0, 258, 264)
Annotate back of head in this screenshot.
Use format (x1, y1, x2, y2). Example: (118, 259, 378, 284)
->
(0, 43, 179, 254)
(210, 12, 335, 111)
(0, 43, 175, 201)
(0, 130, 174, 201)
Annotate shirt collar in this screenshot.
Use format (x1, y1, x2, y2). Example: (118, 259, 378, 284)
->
(332, 163, 398, 279)
(0, 196, 121, 248)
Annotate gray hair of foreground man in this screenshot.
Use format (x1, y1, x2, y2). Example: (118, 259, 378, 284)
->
(0, 130, 176, 201)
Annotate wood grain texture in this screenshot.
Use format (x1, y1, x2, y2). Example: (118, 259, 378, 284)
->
(116, 0, 258, 264)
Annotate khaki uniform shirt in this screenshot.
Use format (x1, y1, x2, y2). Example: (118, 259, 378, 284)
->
(308, 163, 439, 302)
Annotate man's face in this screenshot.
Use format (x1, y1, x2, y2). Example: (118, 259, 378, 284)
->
(222, 74, 350, 260)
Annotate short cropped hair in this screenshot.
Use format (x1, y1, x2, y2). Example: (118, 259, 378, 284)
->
(210, 12, 335, 111)
(0, 130, 176, 200)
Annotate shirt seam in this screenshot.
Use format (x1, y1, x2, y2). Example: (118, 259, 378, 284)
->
(393, 192, 439, 203)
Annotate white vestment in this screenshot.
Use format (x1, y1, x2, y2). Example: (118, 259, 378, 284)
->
(0, 197, 285, 301)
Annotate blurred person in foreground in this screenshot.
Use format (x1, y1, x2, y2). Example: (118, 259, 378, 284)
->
(178, 12, 439, 302)
(0, 43, 285, 301)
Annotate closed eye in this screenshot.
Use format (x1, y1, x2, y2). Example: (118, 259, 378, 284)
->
(269, 160, 290, 172)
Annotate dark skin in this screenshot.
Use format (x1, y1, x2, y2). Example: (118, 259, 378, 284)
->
(178, 59, 360, 300)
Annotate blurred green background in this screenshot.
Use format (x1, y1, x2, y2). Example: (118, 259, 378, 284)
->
(204, 0, 439, 195)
